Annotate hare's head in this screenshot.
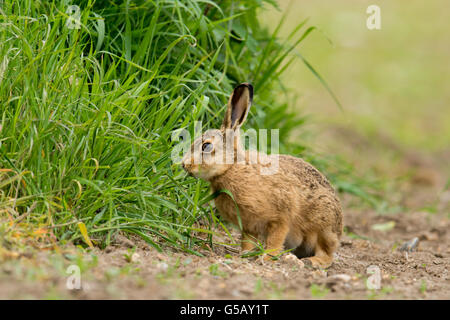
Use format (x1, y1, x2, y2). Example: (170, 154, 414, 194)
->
(182, 83, 253, 181)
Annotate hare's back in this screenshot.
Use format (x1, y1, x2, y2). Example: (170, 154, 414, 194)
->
(278, 155, 335, 193)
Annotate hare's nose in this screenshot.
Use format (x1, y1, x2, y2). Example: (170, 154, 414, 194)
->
(182, 163, 186, 170)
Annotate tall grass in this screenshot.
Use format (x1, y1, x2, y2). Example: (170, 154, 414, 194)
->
(1, 0, 324, 254)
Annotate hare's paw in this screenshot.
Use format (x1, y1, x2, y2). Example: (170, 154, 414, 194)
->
(263, 253, 278, 262)
(302, 256, 332, 269)
(255, 253, 279, 264)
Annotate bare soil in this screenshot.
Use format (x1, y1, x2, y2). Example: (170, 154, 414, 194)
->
(0, 194, 448, 299)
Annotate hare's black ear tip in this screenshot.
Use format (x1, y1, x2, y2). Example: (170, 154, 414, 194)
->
(239, 82, 253, 91)
(235, 82, 254, 101)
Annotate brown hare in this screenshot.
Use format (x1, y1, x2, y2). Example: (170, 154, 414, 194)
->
(182, 83, 343, 268)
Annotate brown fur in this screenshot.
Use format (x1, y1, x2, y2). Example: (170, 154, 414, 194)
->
(182, 83, 343, 268)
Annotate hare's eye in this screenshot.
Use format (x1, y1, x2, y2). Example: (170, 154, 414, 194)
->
(202, 142, 213, 153)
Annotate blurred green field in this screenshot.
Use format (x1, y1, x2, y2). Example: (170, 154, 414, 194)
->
(263, 0, 450, 162)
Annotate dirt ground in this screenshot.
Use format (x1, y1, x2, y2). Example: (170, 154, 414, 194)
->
(1, 190, 448, 300)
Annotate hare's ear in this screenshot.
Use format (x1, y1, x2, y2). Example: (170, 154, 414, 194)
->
(222, 83, 253, 131)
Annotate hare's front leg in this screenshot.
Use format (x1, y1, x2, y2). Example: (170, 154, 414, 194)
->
(241, 231, 259, 252)
(264, 221, 289, 261)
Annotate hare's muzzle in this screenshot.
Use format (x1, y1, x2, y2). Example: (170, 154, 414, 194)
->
(181, 162, 194, 177)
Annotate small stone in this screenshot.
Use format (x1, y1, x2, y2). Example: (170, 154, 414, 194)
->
(131, 252, 141, 263)
(326, 274, 352, 290)
(281, 253, 305, 268)
(328, 274, 351, 282)
(157, 262, 168, 272)
(104, 246, 114, 253)
(398, 237, 419, 252)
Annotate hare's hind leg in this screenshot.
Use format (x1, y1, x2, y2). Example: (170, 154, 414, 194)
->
(303, 230, 338, 268)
